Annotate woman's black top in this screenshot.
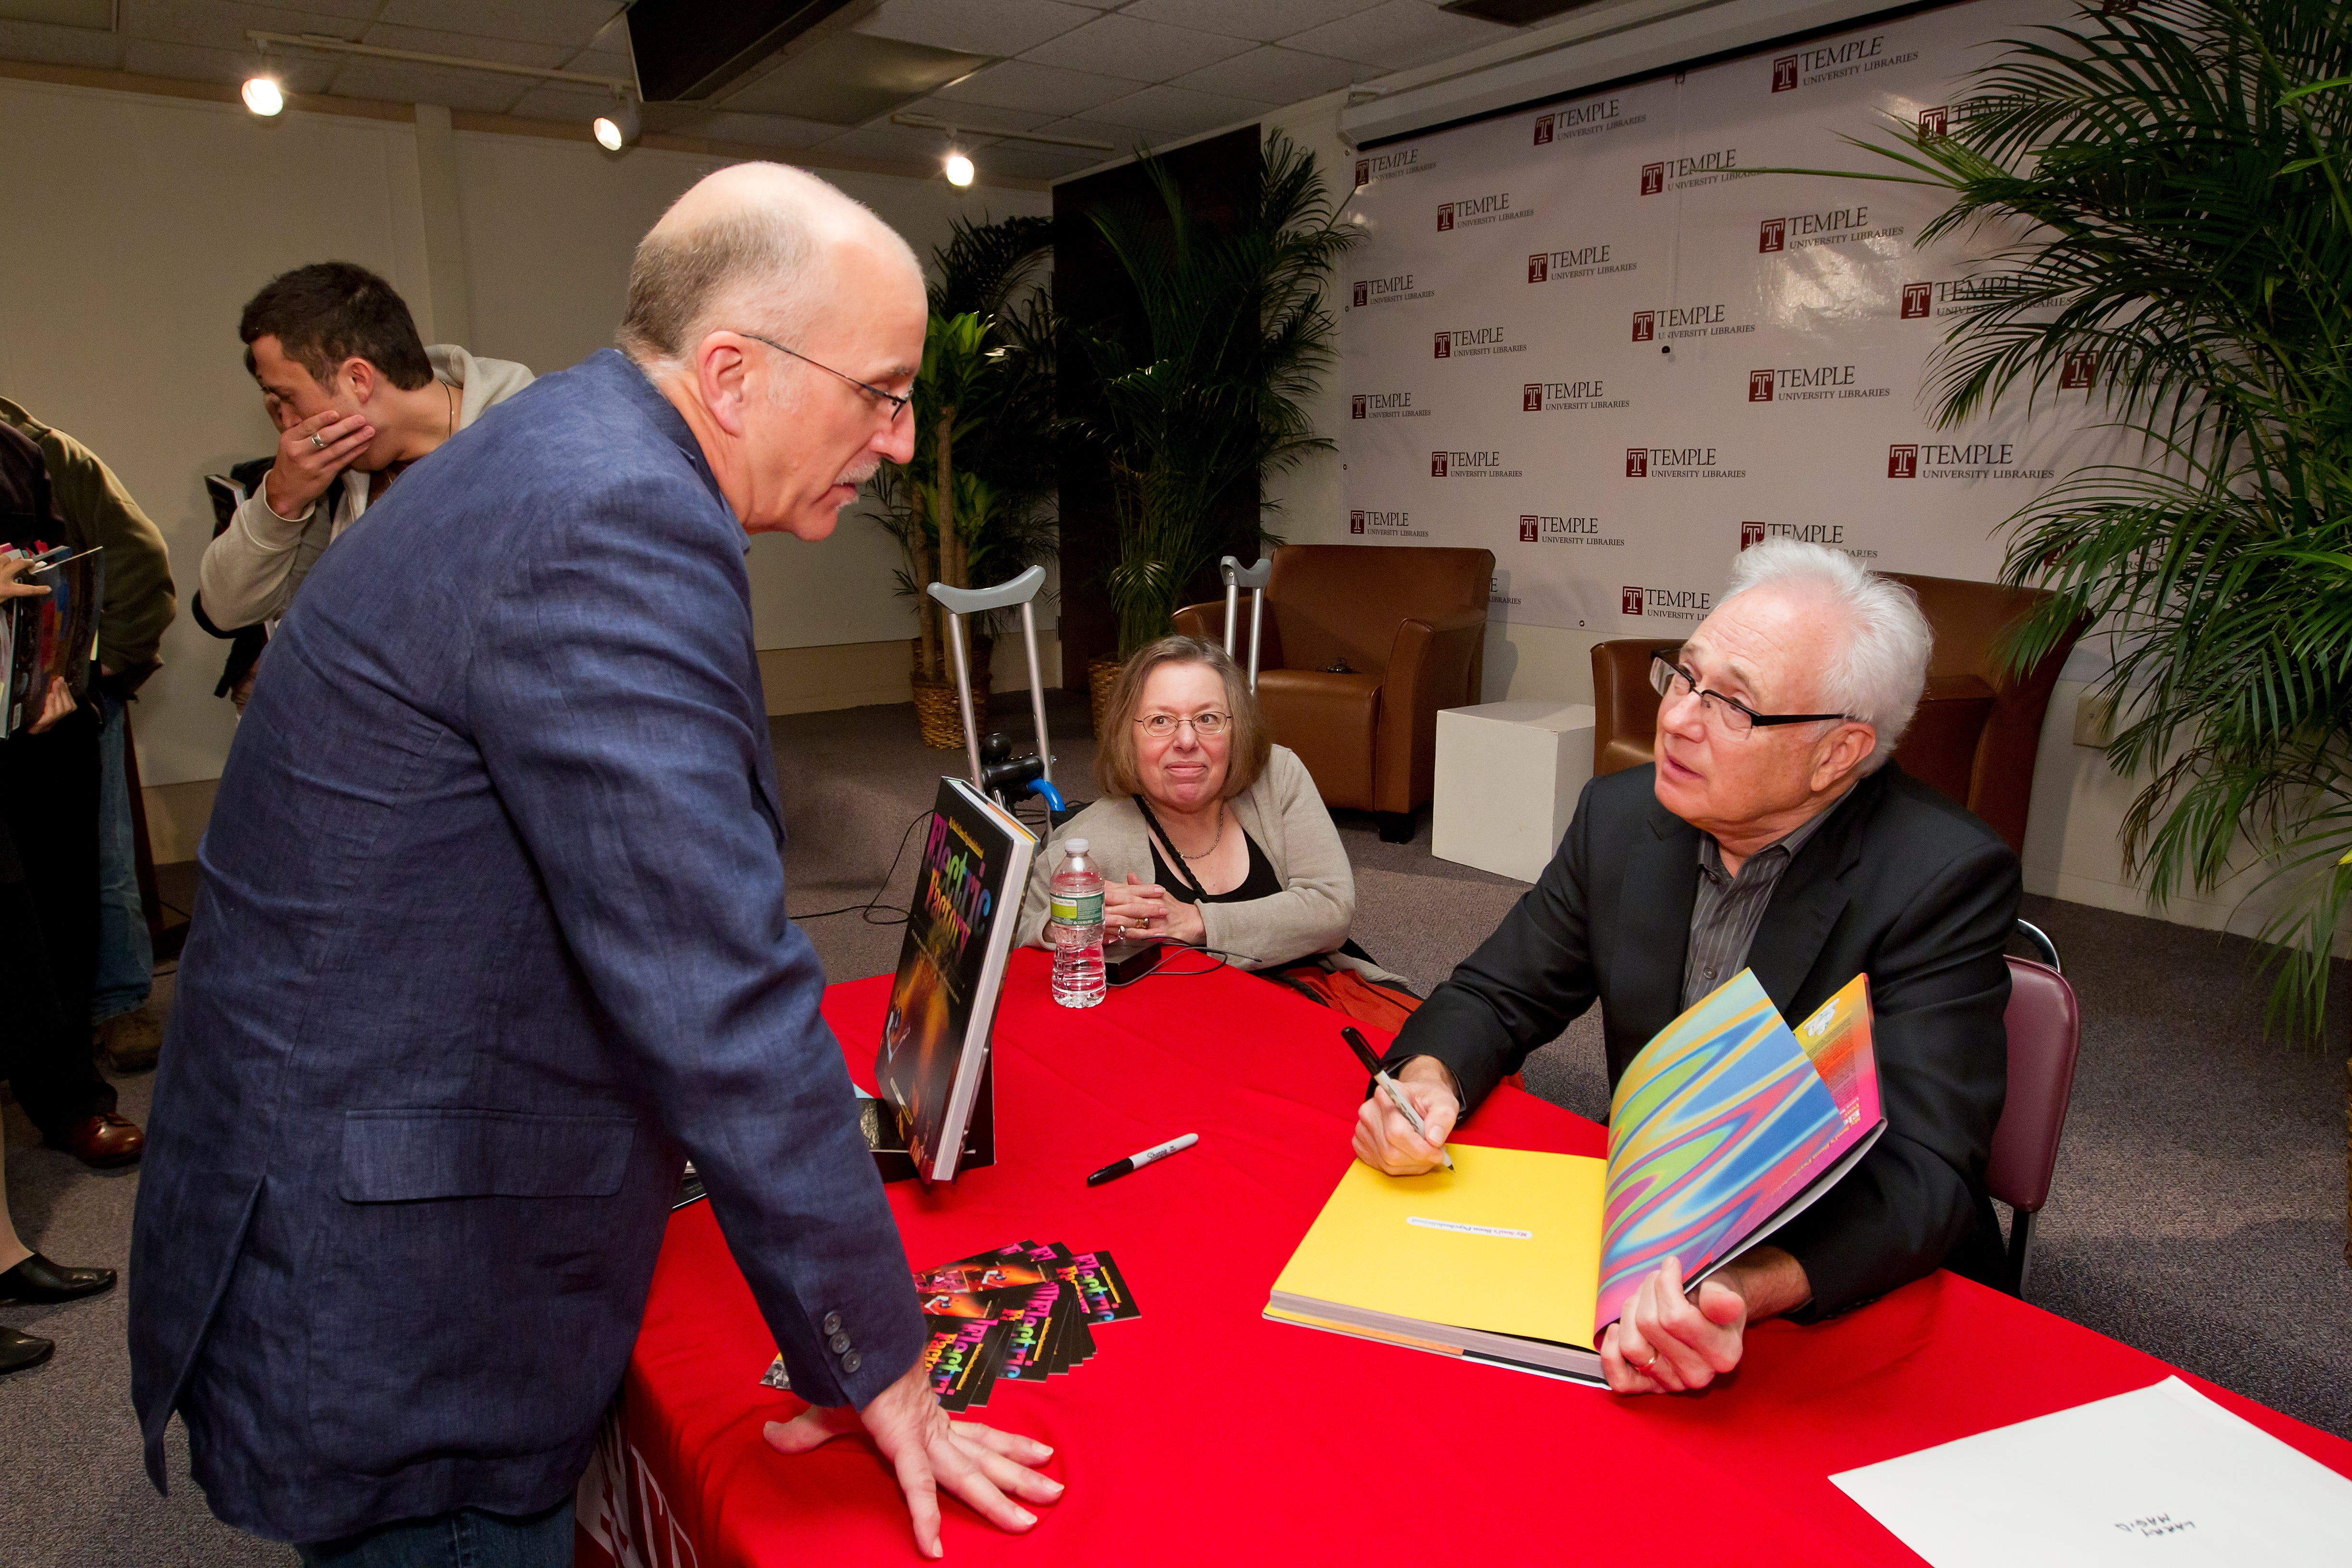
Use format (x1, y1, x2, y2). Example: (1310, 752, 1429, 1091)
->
(1137, 796, 1283, 904)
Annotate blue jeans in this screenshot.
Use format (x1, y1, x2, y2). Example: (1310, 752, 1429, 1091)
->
(295, 1501, 574, 1567)
(91, 692, 152, 1022)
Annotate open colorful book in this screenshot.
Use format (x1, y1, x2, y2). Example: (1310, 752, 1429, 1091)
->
(1265, 969, 1883, 1383)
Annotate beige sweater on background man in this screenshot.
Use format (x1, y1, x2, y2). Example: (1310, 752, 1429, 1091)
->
(198, 343, 535, 631)
(1014, 745, 1401, 984)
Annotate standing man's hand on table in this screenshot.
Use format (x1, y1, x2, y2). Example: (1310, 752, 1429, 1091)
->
(1599, 1248, 1810, 1395)
(1351, 1055, 1459, 1175)
(763, 1356, 1063, 1558)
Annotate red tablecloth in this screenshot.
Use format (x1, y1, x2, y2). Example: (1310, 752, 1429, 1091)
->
(579, 948, 2352, 1566)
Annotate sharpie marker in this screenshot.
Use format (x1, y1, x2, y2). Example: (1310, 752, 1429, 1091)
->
(1342, 1026, 1454, 1172)
(1086, 1132, 1198, 1187)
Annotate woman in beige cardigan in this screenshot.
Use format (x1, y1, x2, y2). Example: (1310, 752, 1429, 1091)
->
(1015, 637, 1403, 988)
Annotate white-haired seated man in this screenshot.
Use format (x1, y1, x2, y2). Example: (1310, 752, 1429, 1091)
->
(1355, 540, 2019, 1394)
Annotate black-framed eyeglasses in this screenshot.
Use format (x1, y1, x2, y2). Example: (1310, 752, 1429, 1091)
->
(731, 330, 912, 424)
(1136, 710, 1230, 738)
(1649, 650, 1853, 737)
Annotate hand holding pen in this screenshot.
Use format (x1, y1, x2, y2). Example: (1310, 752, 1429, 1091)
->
(1341, 1026, 1456, 1175)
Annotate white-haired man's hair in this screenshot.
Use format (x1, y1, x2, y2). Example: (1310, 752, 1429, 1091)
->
(1718, 539, 1932, 771)
(614, 162, 915, 380)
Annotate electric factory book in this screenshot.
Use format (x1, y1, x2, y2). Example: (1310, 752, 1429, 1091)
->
(875, 776, 1037, 1183)
(1266, 969, 1885, 1382)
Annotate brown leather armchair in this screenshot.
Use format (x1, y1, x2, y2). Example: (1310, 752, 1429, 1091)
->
(1173, 544, 1494, 841)
(1587, 572, 2081, 856)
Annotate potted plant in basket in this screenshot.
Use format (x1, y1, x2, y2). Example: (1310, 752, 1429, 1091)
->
(873, 216, 1060, 748)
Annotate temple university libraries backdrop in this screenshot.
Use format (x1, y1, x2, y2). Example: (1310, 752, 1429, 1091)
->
(1336, 0, 2119, 633)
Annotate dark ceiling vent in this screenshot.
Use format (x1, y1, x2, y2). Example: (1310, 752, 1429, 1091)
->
(626, 0, 858, 102)
(1443, 0, 1608, 24)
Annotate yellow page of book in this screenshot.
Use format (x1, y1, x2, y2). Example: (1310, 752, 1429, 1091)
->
(1273, 1145, 1608, 1348)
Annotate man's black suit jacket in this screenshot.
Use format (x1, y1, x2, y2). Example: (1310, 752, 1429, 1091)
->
(1389, 760, 2019, 1316)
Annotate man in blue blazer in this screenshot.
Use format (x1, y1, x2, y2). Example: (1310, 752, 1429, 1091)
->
(131, 164, 1060, 1564)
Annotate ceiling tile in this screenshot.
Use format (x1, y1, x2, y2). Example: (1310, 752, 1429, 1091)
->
(965, 142, 1097, 181)
(897, 95, 1054, 134)
(117, 0, 364, 53)
(563, 45, 633, 81)
(319, 56, 535, 113)
(358, 23, 573, 73)
(1119, 0, 1383, 45)
(499, 79, 618, 124)
(855, 0, 1097, 58)
(1281, 0, 1508, 68)
(1172, 44, 1367, 103)
(374, 0, 625, 49)
(582, 12, 630, 53)
(1021, 13, 1253, 82)
(121, 37, 334, 91)
(719, 32, 988, 123)
(0, 15, 122, 67)
(668, 110, 840, 149)
(929, 59, 1132, 118)
(1074, 82, 1271, 138)
(1037, 114, 1154, 159)
(812, 119, 967, 165)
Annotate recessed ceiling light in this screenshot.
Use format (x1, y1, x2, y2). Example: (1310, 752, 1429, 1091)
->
(944, 150, 974, 187)
(242, 76, 285, 116)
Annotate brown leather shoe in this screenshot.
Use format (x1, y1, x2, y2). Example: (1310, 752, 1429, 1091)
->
(98, 1008, 163, 1073)
(56, 1111, 144, 1168)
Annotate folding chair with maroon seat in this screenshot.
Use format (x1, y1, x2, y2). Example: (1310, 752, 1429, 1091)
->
(1989, 920, 2082, 1296)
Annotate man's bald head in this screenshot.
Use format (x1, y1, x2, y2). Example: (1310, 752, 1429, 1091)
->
(615, 161, 919, 376)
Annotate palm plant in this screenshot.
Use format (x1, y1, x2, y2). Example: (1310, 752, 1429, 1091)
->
(1080, 131, 1358, 657)
(873, 216, 1059, 687)
(1793, 0, 2351, 1255)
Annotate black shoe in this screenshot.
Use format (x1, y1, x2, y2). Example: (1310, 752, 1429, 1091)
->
(0, 1253, 117, 1306)
(0, 1325, 53, 1374)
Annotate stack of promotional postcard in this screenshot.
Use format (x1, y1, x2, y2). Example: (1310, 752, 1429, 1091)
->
(763, 1239, 1137, 1410)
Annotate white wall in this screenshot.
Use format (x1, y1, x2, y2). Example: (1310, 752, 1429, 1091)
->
(0, 74, 1047, 791)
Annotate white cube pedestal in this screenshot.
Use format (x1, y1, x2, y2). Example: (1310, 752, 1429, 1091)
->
(1432, 701, 1597, 883)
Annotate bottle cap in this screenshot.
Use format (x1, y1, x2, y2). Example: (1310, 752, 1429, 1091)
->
(1066, 838, 1088, 854)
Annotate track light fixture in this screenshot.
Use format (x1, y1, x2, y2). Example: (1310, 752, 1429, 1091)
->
(593, 88, 641, 151)
(242, 75, 285, 115)
(944, 149, 974, 187)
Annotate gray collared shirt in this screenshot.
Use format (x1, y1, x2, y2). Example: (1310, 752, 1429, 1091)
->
(1681, 803, 1840, 1009)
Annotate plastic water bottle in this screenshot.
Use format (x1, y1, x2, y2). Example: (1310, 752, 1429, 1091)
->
(1049, 838, 1106, 1009)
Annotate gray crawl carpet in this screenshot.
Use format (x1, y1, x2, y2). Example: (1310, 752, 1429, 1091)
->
(4, 692, 2347, 1567)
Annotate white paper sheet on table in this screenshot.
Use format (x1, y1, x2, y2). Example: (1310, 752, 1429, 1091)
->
(1830, 1376, 2352, 1566)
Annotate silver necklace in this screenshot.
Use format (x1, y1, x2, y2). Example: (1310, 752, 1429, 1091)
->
(1174, 803, 1225, 862)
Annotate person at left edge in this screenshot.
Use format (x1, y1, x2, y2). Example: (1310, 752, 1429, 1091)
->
(0, 396, 178, 1073)
(129, 162, 1061, 1564)
(0, 421, 145, 1168)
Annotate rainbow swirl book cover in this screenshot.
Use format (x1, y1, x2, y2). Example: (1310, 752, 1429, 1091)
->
(1598, 971, 1881, 1331)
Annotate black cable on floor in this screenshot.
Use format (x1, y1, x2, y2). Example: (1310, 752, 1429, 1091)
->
(790, 809, 931, 925)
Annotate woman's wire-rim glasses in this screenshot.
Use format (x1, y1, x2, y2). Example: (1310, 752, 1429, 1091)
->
(1136, 711, 1231, 738)
(1648, 650, 1853, 737)
(731, 330, 912, 424)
